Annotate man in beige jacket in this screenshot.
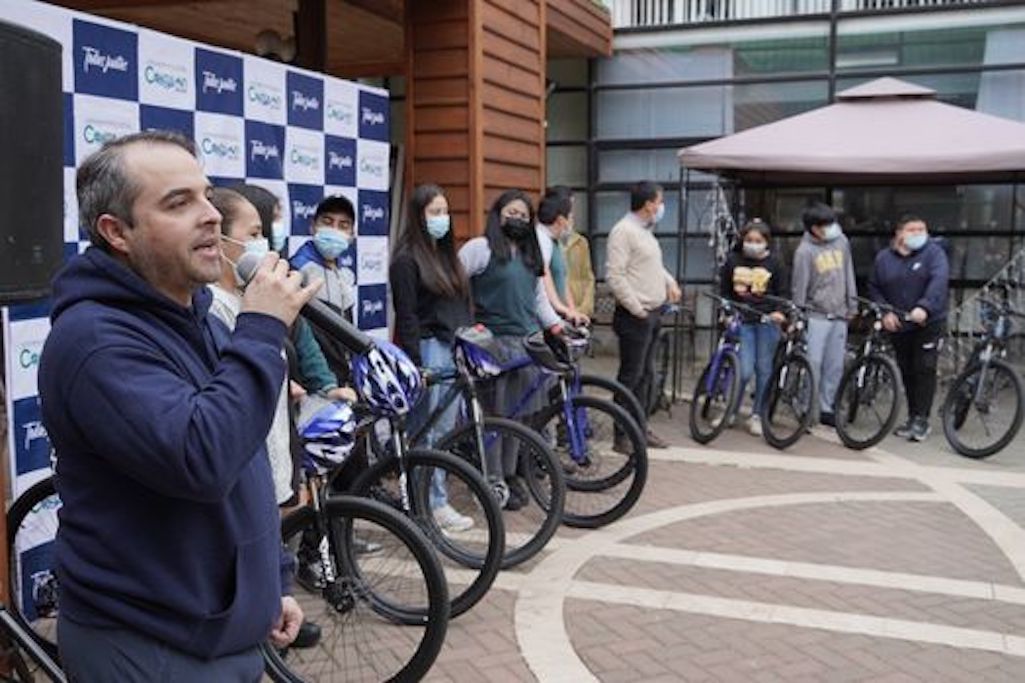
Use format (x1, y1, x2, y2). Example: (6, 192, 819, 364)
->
(606, 181, 681, 449)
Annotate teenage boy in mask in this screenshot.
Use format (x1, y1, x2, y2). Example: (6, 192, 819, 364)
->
(868, 215, 949, 442)
(791, 202, 858, 427)
(290, 195, 358, 383)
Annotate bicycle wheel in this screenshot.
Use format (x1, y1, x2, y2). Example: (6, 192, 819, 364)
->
(436, 418, 564, 568)
(941, 358, 1024, 459)
(6, 475, 60, 663)
(532, 396, 648, 529)
(265, 496, 449, 683)
(689, 350, 741, 445)
(349, 448, 504, 618)
(762, 353, 818, 450)
(835, 354, 902, 450)
(578, 373, 646, 432)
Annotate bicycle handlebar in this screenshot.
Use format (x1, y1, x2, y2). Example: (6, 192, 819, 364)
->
(702, 292, 775, 323)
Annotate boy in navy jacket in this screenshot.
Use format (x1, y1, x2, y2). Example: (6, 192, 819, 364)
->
(868, 215, 949, 442)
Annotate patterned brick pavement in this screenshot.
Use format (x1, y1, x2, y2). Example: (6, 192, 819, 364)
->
(416, 399, 1025, 682)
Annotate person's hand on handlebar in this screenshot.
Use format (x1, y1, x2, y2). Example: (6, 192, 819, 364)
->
(882, 312, 902, 332)
(566, 310, 590, 327)
(769, 311, 787, 325)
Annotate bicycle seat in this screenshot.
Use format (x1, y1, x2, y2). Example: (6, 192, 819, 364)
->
(523, 331, 576, 373)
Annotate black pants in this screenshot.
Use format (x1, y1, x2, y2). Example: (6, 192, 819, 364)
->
(613, 305, 661, 417)
(891, 322, 944, 420)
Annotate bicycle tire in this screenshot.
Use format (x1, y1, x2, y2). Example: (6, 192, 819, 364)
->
(689, 350, 741, 445)
(532, 396, 648, 529)
(941, 358, 1025, 459)
(835, 353, 903, 450)
(762, 353, 818, 450)
(578, 373, 647, 432)
(6, 475, 61, 663)
(264, 495, 449, 683)
(349, 448, 505, 618)
(436, 418, 564, 568)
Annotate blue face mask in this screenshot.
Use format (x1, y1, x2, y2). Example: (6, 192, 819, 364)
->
(653, 203, 666, 225)
(821, 222, 842, 241)
(314, 227, 351, 260)
(425, 214, 451, 240)
(904, 233, 927, 251)
(271, 219, 287, 252)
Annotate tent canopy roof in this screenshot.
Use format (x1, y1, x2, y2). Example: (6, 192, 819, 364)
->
(678, 78, 1025, 185)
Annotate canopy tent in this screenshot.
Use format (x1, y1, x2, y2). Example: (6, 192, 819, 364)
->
(677, 77, 1025, 185)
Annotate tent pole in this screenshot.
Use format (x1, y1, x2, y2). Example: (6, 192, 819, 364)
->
(674, 166, 690, 403)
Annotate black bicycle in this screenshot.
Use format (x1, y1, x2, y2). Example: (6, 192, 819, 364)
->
(760, 295, 818, 450)
(941, 292, 1025, 459)
(834, 296, 905, 450)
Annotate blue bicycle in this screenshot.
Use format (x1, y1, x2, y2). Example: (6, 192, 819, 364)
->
(689, 293, 751, 444)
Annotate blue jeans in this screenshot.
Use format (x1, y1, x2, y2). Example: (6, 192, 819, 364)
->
(407, 338, 462, 509)
(739, 322, 780, 416)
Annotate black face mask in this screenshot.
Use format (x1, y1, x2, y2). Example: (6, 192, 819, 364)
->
(501, 217, 532, 241)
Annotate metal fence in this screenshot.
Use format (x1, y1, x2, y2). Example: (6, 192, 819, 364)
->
(605, 0, 999, 28)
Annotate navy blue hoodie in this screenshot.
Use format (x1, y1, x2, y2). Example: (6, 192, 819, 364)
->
(38, 248, 290, 659)
(867, 239, 949, 332)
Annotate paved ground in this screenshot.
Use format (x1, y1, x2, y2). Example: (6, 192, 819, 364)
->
(425, 360, 1025, 682)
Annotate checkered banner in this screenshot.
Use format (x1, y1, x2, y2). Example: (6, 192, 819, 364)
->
(2, 0, 392, 499)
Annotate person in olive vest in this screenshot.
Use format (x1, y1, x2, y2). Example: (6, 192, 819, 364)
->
(458, 190, 563, 510)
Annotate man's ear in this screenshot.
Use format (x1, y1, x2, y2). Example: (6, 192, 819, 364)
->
(95, 214, 131, 255)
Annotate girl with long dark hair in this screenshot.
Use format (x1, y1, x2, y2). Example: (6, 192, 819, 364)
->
(391, 183, 475, 530)
(458, 190, 562, 510)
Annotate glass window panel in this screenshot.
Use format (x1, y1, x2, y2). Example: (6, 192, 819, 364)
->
(596, 80, 827, 139)
(594, 191, 628, 234)
(571, 191, 589, 237)
(598, 148, 682, 184)
(837, 13, 1025, 72)
(546, 92, 588, 142)
(840, 70, 1025, 122)
(547, 58, 589, 88)
(546, 145, 587, 187)
(597, 27, 830, 86)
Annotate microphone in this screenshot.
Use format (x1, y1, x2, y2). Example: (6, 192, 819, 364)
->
(235, 252, 376, 355)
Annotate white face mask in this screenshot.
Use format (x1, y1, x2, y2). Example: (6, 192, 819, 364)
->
(821, 222, 842, 241)
(271, 219, 287, 251)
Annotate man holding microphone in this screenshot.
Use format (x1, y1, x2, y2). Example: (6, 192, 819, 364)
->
(39, 131, 317, 680)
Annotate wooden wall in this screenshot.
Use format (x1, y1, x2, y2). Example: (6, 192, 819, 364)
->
(479, 0, 545, 216)
(406, 0, 478, 242)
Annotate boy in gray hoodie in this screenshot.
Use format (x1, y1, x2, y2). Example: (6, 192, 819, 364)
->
(791, 203, 857, 425)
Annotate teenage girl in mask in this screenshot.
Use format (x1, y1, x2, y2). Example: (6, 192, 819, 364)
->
(458, 190, 563, 510)
(391, 184, 475, 530)
(720, 218, 788, 437)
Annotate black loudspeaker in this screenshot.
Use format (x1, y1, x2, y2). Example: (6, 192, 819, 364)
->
(0, 20, 63, 304)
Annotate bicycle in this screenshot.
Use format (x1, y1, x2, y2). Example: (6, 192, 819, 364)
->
(6, 467, 450, 683)
(689, 293, 768, 444)
(833, 296, 906, 450)
(759, 295, 819, 450)
(2, 474, 65, 683)
(372, 326, 565, 569)
(941, 291, 1025, 459)
(515, 329, 649, 529)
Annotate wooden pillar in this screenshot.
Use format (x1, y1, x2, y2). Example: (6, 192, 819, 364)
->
(294, 0, 327, 71)
(407, 0, 546, 240)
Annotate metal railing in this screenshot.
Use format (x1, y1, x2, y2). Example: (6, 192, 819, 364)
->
(604, 0, 999, 28)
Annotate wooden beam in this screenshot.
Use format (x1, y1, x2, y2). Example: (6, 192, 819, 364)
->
(346, 0, 403, 25)
(294, 0, 327, 71)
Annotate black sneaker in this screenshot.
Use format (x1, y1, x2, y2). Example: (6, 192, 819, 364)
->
(893, 419, 914, 439)
(292, 620, 322, 649)
(909, 417, 931, 442)
(505, 476, 530, 510)
(819, 412, 835, 427)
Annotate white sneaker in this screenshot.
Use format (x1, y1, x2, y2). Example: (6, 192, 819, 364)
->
(747, 415, 763, 437)
(433, 504, 474, 532)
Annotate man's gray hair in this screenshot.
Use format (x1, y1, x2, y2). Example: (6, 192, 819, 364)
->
(76, 130, 197, 249)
